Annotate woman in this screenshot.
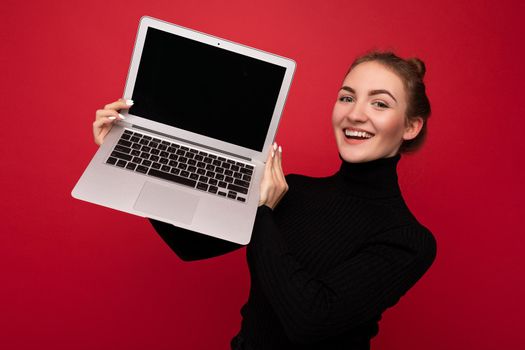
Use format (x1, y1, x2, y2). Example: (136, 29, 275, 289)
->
(93, 51, 437, 349)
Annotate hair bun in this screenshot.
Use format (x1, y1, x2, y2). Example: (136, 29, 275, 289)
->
(407, 57, 426, 79)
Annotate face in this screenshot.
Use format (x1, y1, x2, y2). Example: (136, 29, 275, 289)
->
(332, 61, 422, 163)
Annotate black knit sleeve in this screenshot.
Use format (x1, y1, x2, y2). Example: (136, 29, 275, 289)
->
(148, 219, 243, 261)
(248, 206, 437, 344)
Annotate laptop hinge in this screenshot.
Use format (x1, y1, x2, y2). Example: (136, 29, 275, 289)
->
(130, 124, 252, 162)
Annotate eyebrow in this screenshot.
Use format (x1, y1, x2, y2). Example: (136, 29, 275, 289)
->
(340, 86, 397, 103)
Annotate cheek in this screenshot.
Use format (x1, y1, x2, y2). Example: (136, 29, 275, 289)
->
(377, 115, 406, 142)
(331, 104, 344, 126)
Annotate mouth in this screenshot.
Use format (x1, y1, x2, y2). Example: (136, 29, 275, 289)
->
(344, 128, 375, 140)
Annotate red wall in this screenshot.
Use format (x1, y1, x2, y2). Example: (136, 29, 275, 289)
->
(2, 0, 524, 349)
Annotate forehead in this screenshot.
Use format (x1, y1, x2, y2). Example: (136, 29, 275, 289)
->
(343, 61, 405, 97)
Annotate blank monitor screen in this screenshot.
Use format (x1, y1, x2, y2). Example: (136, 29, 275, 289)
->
(129, 27, 287, 152)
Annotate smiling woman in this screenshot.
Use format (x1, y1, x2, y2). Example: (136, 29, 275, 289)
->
(92, 50, 437, 350)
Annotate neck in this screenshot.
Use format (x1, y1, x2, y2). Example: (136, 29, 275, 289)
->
(336, 154, 402, 199)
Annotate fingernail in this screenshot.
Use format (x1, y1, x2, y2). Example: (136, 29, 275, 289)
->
(273, 143, 277, 151)
(125, 99, 134, 106)
(272, 151, 275, 158)
(278, 146, 282, 153)
(118, 113, 126, 120)
(108, 116, 116, 120)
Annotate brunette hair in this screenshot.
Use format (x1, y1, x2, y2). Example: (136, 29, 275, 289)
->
(348, 51, 431, 153)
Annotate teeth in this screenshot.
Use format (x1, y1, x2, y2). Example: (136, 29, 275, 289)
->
(345, 129, 373, 138)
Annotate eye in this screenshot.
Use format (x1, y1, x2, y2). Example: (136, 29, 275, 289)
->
(371, 101, 389, 109)
(338, 95, 355, 103)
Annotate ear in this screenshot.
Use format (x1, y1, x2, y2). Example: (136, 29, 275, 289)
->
(403, 117, 424, 141)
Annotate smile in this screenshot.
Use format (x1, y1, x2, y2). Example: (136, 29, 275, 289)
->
(344, 128, 375, 139)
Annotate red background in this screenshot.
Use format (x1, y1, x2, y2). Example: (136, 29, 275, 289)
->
(1, 0, 524, 349)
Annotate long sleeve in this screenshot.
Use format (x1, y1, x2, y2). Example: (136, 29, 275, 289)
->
(248, 205, 437, 344)
(148, 219, 243, 261)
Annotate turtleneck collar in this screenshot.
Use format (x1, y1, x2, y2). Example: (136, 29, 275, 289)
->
(335, 154, 402, 199)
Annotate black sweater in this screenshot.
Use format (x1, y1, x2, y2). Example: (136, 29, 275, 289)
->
(149, 155, 437, 349)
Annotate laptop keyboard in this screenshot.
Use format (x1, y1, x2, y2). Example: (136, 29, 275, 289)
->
(105, 129, 254, 203)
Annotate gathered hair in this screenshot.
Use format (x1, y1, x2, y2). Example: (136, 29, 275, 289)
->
(348, 51, 431, 153)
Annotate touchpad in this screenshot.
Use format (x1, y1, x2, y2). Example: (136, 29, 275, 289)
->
(133, 182, 200, 225)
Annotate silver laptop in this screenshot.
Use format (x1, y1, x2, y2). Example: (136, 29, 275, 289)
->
(71, 16, 295, 245)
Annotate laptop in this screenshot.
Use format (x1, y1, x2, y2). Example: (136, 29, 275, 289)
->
(72, 16, 296, 245)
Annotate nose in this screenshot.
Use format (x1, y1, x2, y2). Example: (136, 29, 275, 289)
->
(346, 101, 368, 123)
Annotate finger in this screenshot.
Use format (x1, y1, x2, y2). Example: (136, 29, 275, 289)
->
(103, 98, 133, 111)
(264, 143, 276, 176)
(95, 108, 125, 121)
(271, 145, 285, 183)
(93, 117, 116, 144)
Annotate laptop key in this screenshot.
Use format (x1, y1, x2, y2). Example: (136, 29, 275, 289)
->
(118, 139, 132, 147)
(151, 162, 161, 169)
(208, 186, 218, 194)
(196, 182, 208, 191)
(126, 163, 137, 171)
(114, 145, 131, 154)
(234, 179, 250, 188)
(111, 151, 133, 161)
(190, 173, 199, 180)
(228, 183, 248, 194)
(142, 160, 152, 167)
(170, 168, 180, 175)
(233, 172, 243, 179)
(208, 178, 218, 186)
(131, 149, 141, 157)
(106, 157, 117, 165)
(237, 197, 246, 202)
(148, 168, 197, 188)
(116, 160, 127, 167)
(219, 181, 228, 188)
(228, 191, 237, 199)
(159, 158, 169, 165)
(218, 191, 227, 197)
(161, 165, 171, 172)
(180, 170, 190, 177)
(197, 168, 206, 175)
(225, 176, 234, 183)
(240, 168, 253, 175)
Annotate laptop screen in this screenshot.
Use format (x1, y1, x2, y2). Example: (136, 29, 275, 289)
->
(129, 27, 287, 152)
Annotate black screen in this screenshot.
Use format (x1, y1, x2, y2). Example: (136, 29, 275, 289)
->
(129, 27, 287, 151)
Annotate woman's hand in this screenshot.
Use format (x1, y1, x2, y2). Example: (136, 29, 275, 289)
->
(258, 142, 288, 210)
(93, 98, 133, 145)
